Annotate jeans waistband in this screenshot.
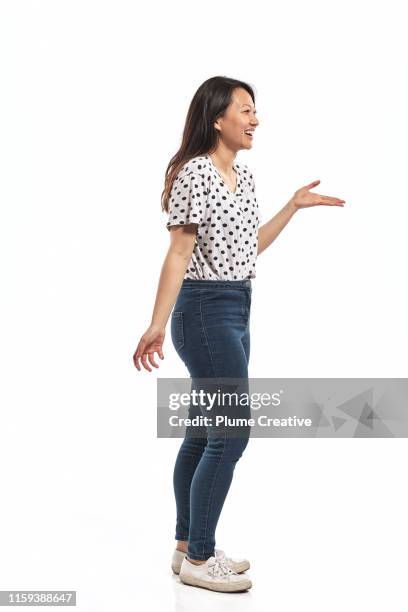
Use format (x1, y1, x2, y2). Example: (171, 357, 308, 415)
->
(181, 279, 252, 290)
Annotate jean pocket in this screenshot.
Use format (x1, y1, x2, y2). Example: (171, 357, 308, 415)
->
(171, 311, 185, 350)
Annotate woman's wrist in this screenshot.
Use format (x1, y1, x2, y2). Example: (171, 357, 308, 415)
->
(286, 197, 298, 214)
(150, 319, 166, 332)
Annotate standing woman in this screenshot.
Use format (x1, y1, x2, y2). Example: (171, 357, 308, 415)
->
(133, 76, 345, 593)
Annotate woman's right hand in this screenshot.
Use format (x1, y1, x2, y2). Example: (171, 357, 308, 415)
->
(133, 324, 165, 372)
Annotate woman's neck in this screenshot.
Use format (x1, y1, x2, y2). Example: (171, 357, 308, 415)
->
(208, 148, 237, 179)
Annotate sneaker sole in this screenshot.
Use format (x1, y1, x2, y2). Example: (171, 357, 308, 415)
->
(172, 560, 250, 575)
(179, 572, 252, 593)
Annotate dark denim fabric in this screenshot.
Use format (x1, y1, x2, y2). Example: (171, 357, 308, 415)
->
(171, 279, 252, 560)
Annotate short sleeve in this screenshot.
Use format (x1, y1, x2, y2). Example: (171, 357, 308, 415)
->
(166, 171, 205, 230)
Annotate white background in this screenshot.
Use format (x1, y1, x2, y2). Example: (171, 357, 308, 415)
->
(1, 0, 407, 610)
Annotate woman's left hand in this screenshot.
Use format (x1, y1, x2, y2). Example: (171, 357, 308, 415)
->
(291, 180, 346, 209)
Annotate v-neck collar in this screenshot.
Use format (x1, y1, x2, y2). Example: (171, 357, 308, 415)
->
(205, 154, 240, 196)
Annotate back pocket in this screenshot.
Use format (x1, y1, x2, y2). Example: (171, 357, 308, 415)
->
(170, 311, 185, 350)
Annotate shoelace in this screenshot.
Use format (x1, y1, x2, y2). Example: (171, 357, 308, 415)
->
(207, 556, 237, 578)
(214, 549, 232, 564)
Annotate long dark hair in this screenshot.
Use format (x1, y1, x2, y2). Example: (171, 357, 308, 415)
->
(161, 76, 256, 213)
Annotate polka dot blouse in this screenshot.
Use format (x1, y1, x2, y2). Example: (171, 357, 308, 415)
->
(166, 154, 262, 280)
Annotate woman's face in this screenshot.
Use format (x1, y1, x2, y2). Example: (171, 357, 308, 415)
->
(214, 87, 259, 152)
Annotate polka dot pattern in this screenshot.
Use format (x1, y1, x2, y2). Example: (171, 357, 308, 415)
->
(166, 154, 262, 280)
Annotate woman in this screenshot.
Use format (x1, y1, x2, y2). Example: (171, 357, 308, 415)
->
(133, 76, 345, 593)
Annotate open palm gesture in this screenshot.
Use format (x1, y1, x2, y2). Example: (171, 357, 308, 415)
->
(292, 180, 345, 209)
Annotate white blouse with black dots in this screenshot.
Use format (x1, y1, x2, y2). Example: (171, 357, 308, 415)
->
(166, 154, 262, 280)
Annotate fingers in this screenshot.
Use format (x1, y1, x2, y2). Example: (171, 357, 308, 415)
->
(148, 352, 159, 369)
(305, 179, 320, 189)
(133, 338, 153, 372)
(302, 181, 346, 206)
(140, 353, 152, 372)
(133, 340, 146, 371)
(319, 195, 346, 206)
(133, 345, 163, 372)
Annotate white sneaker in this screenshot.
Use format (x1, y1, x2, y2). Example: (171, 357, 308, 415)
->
(214, 548, 250, 574)
(171, 548, 250, 575)
(179, 555, 252, 593)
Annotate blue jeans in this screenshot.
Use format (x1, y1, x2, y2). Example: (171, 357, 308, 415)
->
(171, 278, 252, 561)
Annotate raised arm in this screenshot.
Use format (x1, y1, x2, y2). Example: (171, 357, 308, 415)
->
(257, 179, 346, 256)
